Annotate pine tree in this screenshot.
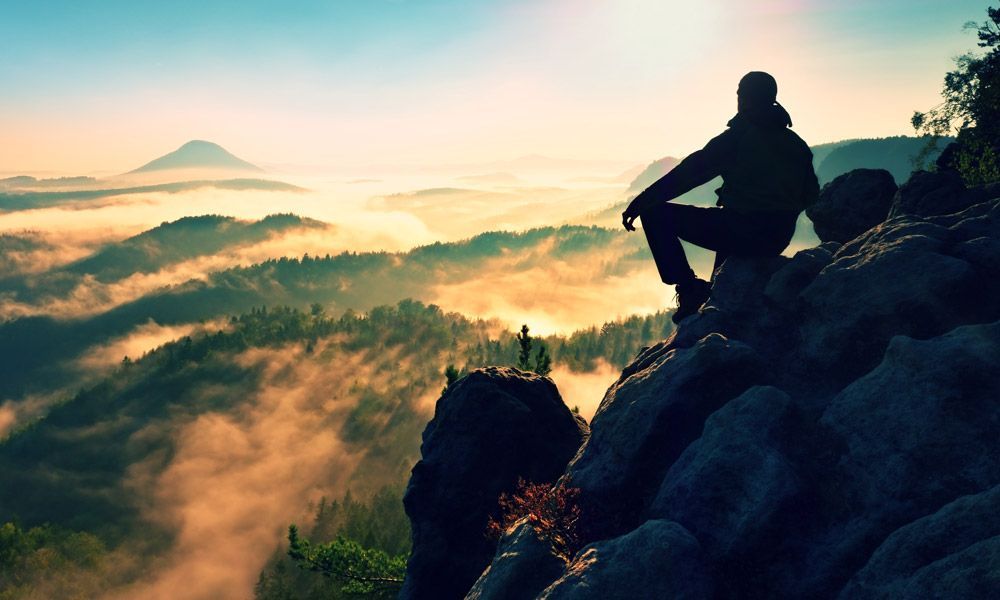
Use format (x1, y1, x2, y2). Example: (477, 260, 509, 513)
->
(516, 324, 533, 370)
(534, 345, 552, 376)
(515, 324, 553, 375)
(442, 364, 462, 394)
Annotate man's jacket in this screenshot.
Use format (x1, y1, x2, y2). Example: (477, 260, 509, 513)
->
(637, 108, 819, 213)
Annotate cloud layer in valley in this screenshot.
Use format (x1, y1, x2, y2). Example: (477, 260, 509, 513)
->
(109, 344, 369, 600)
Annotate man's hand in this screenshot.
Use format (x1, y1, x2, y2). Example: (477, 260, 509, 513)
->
(621, 198, 642, 231)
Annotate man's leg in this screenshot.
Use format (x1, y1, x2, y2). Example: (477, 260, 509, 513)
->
(639, 203, 739, 285)
(640, 204, 798, 279)
(639, 203, 743, 322)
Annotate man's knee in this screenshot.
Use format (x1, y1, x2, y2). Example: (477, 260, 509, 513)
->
(638, 202, 668, 221)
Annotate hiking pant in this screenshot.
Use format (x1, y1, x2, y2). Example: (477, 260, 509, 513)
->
(639, 203, 800, 284)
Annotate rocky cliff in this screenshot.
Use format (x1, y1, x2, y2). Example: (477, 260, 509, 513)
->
(402, 169, 1000, 599)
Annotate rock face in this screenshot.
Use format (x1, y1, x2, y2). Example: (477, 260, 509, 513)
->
(402, 172, 1000, 598)
(887, 168, 1000, 219)
(401, 367, 587, 600)
(539, 519, 711, 600)
(807, 168, 897, 242)
(466, 519, 567, 600)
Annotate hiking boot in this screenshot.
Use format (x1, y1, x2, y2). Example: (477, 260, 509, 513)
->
(672, 278, 712, 324)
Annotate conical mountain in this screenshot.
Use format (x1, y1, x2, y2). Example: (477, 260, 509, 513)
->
(130, 140, 262, 173)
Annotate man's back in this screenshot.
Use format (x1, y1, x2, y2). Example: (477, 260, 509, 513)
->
(717, 116, 818, 213)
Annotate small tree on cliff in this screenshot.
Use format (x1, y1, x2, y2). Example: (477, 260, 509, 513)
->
(515, 324, 553, 376)
(287, 526, 405, 597)
(913, 6, 1000, 184)
(442, 363, 465, 394)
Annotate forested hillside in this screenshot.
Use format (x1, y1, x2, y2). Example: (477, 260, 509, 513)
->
(0, 300, 673, 599)
(0, 223, 658, 403)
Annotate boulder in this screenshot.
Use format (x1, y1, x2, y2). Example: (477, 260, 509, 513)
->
(465, 519, 566, 600)
(563, 333, 768, 536)
(887, 169, 970, 218)
(798, 205, 990, 385)
(840, 484, 1000, 599)
(764, 241, 840, 306)
(648, 386, 800, 571)
(538, 520, 712, 600)
(661, 255, 789, 355)
(800, 320, 1000, 595)
(807, 168, 897, 242)
(401, 367, 588, 600)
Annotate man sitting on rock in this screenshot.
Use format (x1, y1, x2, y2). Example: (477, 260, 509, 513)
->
(622, 71, 819, 323)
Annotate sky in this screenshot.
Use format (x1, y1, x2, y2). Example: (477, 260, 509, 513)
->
(0, 0, 991, 174)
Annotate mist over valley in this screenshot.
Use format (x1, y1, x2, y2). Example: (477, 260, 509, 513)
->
(0, 133, 948, 599)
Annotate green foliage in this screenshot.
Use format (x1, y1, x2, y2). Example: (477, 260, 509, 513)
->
(534, 344, 552, 376)
(0, 521, 114, 600)
(545, 311, 674, 372)
(442, 364, 464, 394)
(950, 131, 1000, 185)
(287, 528, 405, 597)
(256, 488, 410, 600)
(913, 6, 1000, 183)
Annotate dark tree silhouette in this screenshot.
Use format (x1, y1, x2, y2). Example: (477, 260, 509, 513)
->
(515, 324, 553, 376)
(914, 6, 1000, 183)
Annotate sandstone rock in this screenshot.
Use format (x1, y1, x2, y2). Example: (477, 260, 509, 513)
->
(538, 520, 712, 600)
(658, 255, 789, 356)
(839, 484, 1000, 599)
(465, 519, 566, 600)
(888, 169, 970, 218)
(764, 241, 840, 306)
(401, 367, 587, 600)
(706, 255, 789, 313)
(807, 168, 897, 242)
(798, 214, 982, 385)
(801, 321, 1000, 595)
(563, 333, 768, 535)
(648, 386, 800, 569)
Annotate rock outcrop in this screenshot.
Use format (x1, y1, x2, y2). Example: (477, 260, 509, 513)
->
(402, 169, 1000, 598)
(466, 519, 567, 600)
(401, 367, 588, 600)
(888, 168, 1000, 219)
(807, 168, 897, 242)
(539, 519, 711, 599)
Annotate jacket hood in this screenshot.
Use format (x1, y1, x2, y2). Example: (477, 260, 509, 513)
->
(728, 102, 793, 129)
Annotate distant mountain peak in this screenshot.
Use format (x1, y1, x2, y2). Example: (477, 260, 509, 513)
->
(130, 140, 262, 173)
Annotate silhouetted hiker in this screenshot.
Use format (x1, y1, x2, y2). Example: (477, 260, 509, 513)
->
(623, 71, 819, 323)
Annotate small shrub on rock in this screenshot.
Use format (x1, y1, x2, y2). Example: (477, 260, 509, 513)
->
(486, 478, 583, 561)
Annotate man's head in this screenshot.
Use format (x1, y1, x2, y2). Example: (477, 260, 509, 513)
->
(735, 71, 792, 127)
(737, 71, 778, 112)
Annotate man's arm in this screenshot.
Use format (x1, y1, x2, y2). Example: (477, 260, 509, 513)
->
(622, 129, 737, 229)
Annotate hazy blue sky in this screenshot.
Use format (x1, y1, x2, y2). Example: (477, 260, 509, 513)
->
(1, 0, 991, 173)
